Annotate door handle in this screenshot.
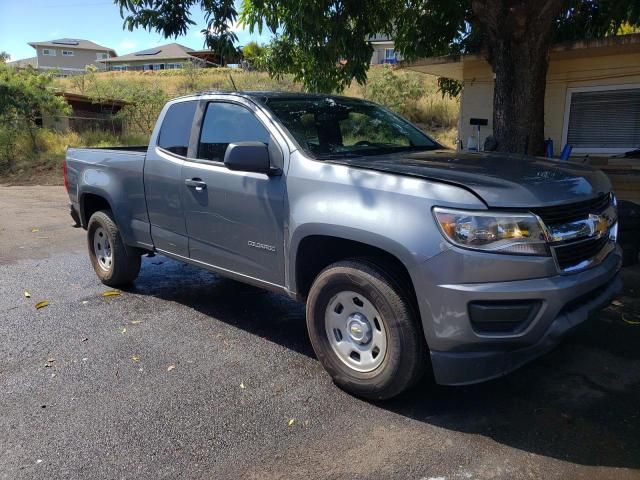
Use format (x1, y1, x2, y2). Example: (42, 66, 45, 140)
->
(185, 178, 207, 191)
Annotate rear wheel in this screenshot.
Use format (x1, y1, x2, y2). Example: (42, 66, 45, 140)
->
(306, 259, 426, 400)
(87, 210, 141, 286)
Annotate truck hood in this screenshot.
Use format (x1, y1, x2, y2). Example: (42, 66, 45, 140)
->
(327, 150, 612, 208)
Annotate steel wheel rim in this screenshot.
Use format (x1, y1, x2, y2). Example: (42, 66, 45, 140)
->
(325, 290, 387, 373)
(93, 227, 113, 272)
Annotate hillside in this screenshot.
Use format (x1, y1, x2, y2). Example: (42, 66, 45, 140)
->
(2, 66, 458, 185)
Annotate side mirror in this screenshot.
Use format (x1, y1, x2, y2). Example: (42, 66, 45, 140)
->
(224, 142, 278, 175)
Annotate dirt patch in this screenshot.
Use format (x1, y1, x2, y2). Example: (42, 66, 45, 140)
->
(0, 164, 63, 186)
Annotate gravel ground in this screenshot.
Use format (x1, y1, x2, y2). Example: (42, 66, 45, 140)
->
(0, 186, 639, 480)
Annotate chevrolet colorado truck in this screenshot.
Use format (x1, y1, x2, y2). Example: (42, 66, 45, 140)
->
(65, 92, 622, 399)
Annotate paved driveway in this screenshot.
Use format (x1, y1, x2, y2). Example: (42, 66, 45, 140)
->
(1, 186, 639, 480)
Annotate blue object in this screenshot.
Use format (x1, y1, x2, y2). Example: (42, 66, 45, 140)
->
(559, 144, 573, 161)
(544, 138, 554, 158)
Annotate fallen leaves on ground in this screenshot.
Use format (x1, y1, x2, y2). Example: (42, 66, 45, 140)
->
(240, 382, 245, 389)
(611, 299, 623, 307)
(24, 291, 31, 298)
(121, 327, 127, 334)
(102, 290, 121, 297)
(167, 365, 176, 372)
(130, 320, 142, 325)
(31, 228, 40, 233)
(288, 418, 295, 427)
(35, 300, 49, 310)
(131, 355, 140, 363)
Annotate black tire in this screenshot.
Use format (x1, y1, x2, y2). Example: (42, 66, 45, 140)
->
(87, 210, 141, 286)
(306, 259, 427, 400)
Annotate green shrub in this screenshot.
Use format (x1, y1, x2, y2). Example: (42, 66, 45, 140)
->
(362, 66, 423, 117)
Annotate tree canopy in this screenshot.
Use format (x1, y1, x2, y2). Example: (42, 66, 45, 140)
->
(115, 0, 640, 154)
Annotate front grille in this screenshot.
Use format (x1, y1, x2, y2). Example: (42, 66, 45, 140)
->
(553, 235, 610, 270)
(532, 194, 610, 225)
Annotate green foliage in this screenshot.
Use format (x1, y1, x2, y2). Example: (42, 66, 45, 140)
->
(114, 0, 640, 95)
(68, 68, 169, 134)
(0, 64, 69, 121)
(0, 64, 70, 170)
(362, 66, 422, 116)
(437, 78, 463, 98)
(241, 41, 269, 70)
(0, 126, 148, 179)
(349, 67, 459, 129)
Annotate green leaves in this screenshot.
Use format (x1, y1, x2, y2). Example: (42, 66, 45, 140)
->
(112, 0, 640, 96)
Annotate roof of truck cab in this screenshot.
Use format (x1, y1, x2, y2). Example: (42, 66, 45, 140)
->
(174, 91, 370, 103)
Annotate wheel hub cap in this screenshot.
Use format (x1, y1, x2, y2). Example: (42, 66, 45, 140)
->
(325, 291, 388, 373)
(93, 226, 113, 272)
(347, 313, 372, 344)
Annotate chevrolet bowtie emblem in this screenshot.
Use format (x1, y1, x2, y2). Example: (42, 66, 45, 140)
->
(588, 213, 609, 237)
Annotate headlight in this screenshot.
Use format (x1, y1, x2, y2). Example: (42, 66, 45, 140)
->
(433, 207, 550, 256)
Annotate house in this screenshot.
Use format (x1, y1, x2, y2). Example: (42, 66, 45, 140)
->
(101, 43, 208, 71)
(405, 33, 640, 157)
(369, 34, 402, 65)
(8, 38, 117, 76)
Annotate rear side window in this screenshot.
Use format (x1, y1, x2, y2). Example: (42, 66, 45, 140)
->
(198, 102, 270, 162)
(158, 101, 197, 156)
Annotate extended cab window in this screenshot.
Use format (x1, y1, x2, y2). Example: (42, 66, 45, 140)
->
(198, 102, 270, 162)
(158, 101, 197, 156)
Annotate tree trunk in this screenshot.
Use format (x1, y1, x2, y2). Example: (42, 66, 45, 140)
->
(472, 0, 564, 155)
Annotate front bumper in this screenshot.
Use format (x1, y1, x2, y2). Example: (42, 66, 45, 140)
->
(411, 245, 623, 385)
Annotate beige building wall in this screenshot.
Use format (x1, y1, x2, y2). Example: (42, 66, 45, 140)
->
(36, 46, 113, 73)
(457, 50, 640, 154)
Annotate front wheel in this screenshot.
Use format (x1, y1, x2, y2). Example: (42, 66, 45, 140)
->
(306, 259, 427, 400)
(87, 210, 141, 286)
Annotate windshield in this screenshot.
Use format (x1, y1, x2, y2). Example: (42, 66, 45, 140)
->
(261, 96, 439, 159)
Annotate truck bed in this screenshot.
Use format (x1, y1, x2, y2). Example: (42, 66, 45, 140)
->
(66, 146, 152, 249)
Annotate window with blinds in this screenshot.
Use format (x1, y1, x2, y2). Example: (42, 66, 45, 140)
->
(566, 87, 640, 150)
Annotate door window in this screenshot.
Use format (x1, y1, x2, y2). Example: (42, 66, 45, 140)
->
(157, 101, 198, 156)
(197, 102, 270, 162)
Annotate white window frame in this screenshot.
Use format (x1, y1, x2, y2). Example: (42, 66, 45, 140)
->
(384, 48, 395, 61)
(62, 50, 74, 56)
(97, 52, 109, 60)
(562, 83, 640, 154)
(42, 48, 56, 56)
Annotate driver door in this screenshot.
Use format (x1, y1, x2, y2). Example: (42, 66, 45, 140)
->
(181, 99, 287, 287)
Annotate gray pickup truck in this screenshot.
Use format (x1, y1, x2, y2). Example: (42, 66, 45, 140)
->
(65, 91, 622, 399)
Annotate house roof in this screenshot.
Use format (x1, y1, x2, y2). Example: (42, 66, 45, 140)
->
(7, 56, 38, 68)
(102, 43, 196, 63)
(403, 32, 640, 80)
(29, 38, 117, 56)
(56, 91, 130, 107)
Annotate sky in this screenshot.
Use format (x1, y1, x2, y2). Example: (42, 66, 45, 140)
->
(0, 0, 272, 61)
